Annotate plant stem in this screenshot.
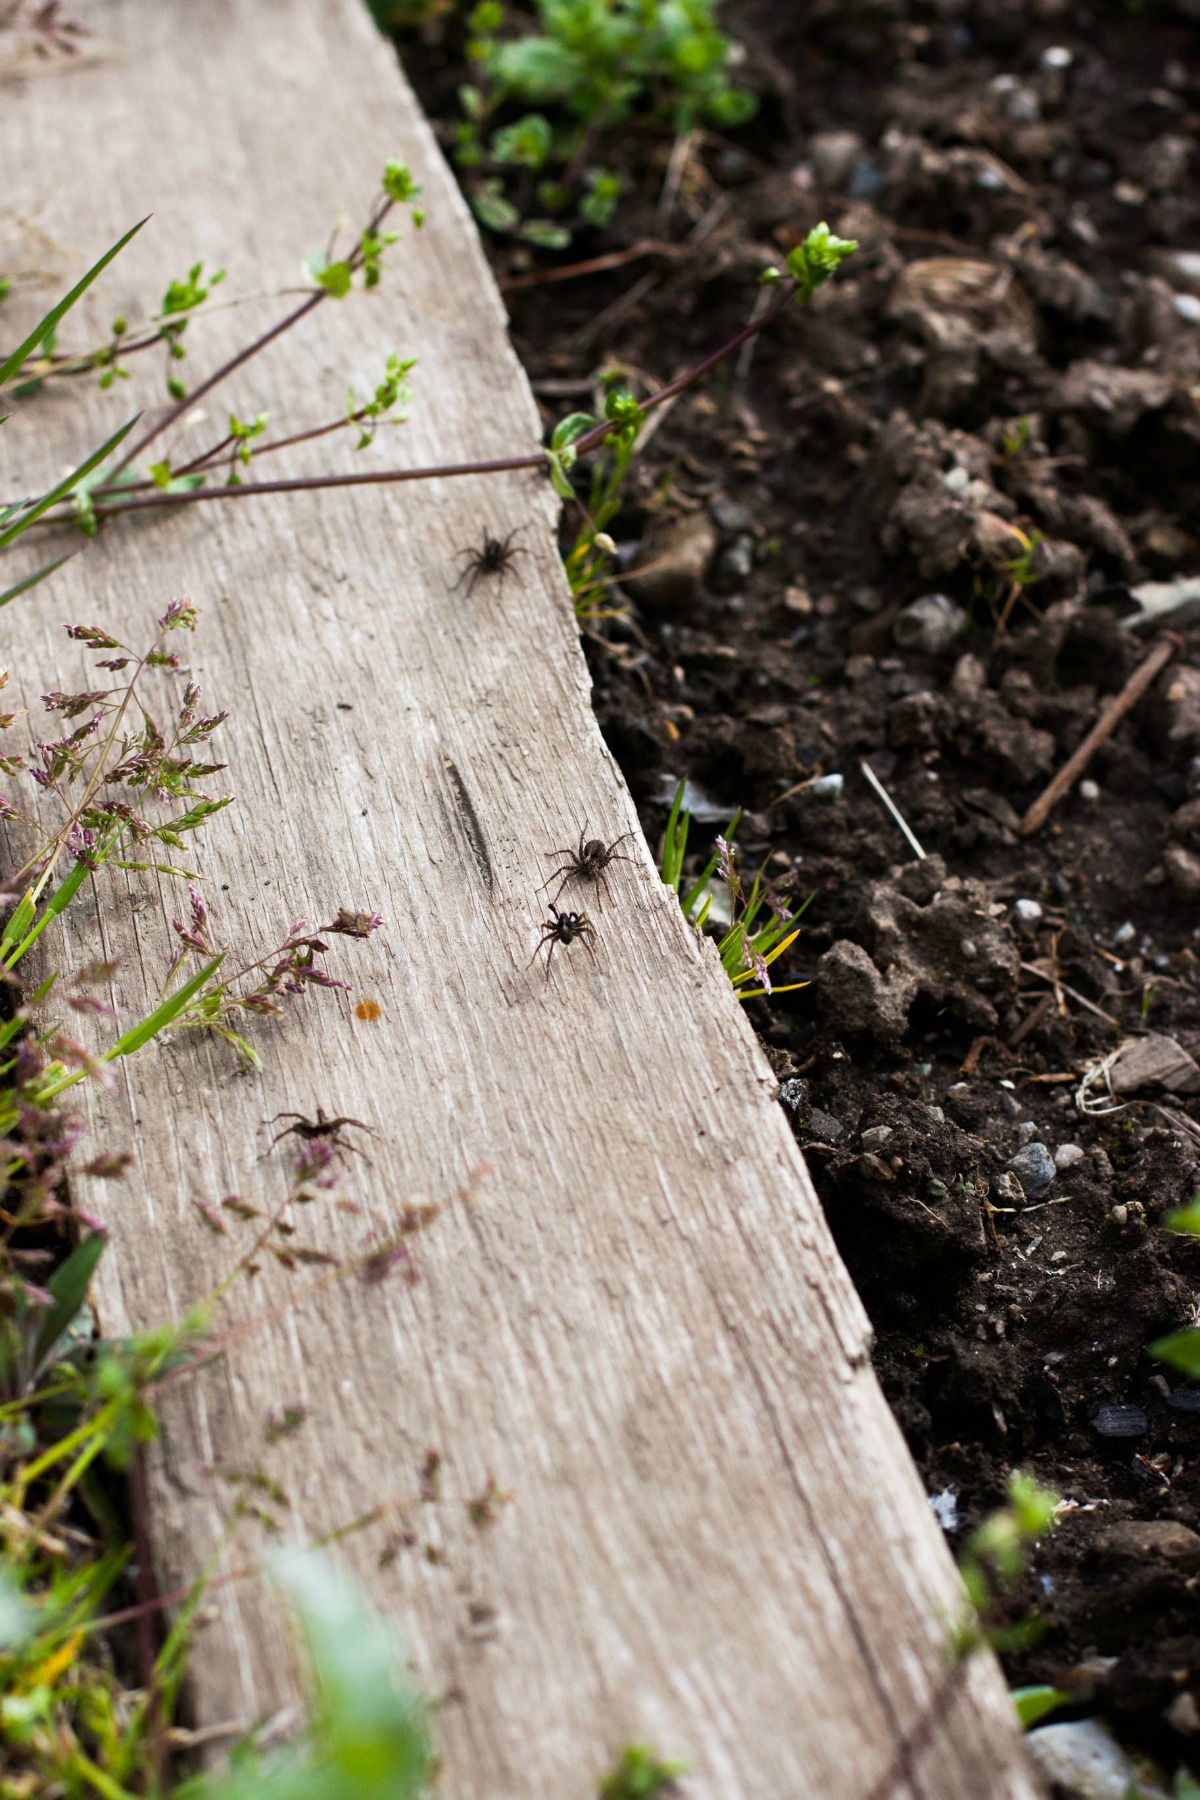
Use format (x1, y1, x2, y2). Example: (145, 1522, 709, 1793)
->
(71, 278, 799, 524)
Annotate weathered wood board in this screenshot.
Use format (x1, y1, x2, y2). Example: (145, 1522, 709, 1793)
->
(1, 4, 1040, 1794)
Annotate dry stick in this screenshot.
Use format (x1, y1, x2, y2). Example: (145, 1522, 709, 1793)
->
(74, 279, 800, 524)
(1019, 634, 1180, 836)
(498, 237, 684, 294)
(860, 758, 926, 860)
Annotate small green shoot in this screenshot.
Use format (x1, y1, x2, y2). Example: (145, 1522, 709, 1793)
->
(1011, 1685, 1069, 1730)
(660, 779, 808, 999)
(953, 1470, 1059, 1659)
(599, 1742, 686, 1800)
(1150, 1195, 1200, 1378)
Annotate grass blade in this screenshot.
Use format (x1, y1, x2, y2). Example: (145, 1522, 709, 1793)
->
(32, 1234, 108, 1378)
(103, 955, 224, 1060)
(0, 218, 149, 390)
(0, 414, 139, 550)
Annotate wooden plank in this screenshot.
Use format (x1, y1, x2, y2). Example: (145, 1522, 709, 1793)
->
(1, 4, 1039, 1794)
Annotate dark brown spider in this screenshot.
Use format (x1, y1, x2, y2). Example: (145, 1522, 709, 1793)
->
(540, 822, 638, 909)
(527, 904, 597, 979)
(263, 1108, 374, 1160)
(450, 526, 527, 599)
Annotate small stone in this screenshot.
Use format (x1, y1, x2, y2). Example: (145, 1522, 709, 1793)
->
(711, 496, 756, 534)
(1055, 1143, 1086, 1170)
(1027, 1718, 1169, 1800)
(1008, 1142, 1055, 1198)
(1092, 1403, 1148, 1438)
(784, 585, 812, 615)
(1113, 921, 1136, 947)
(860, 1125, 895, 1152)
(928, 1488, 959, 1532)
(1096, 1519, 1200, 1570)
(625, 511, 716, 611)
(1016, 1120, 1039, 1146)
(1080, 779, 1101, 803)
(991, 1170, 1026, 1208)
(893, 593, 969, 657)
(809, 773, 844, 799)
(809, 129, 865, 191)
(1168, 1389, 1200, 1413)
(714, 536, 754, 590)
(1164, 1693, 1200, 1738)
(1164, 842, 1200, 901)
(1012, 898, 1044, 928)
(1109, 1203, 1129, 1226)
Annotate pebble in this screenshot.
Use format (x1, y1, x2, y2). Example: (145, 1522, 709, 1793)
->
(809, 773, 844, 799)
(1055, 1143, 1086, 1170)
(1113, 921, 1137, 947)
(991, 1171, 1026, 1208)
(1000, 1090, 1022, 1119)
(893, 593, 968, 656)
(928, 1488, 959, 1532)
(1008, 1142, 1055, 1198)
(1168, 1389, 1200, 1413)
(1012, 898, 1044, 928)
(860, 1125, 895, 1152)
(1016, 1120, 1040, 1146)
(1080, 778, 1101, 803)
(1092, 1403, 1148, 1439)
(1176, 294, 1200, 326)
(1109, 1202, 1129, 1226)
(625, 511, 716, 610)
(710, 496, 756, 535)
(1027, 1718, 1169, 1800)
(714, 536, 754, 590)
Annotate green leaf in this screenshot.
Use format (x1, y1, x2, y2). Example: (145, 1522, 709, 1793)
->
(383, 160, 419, 202)
(518, 218, 572, 249)
(786, 221, 859, 305)
(0, 217, 148, 390)
(1165, 1197, 1200, 1236)
(316, 261, 353, 299)
(1011, 1686, 1068, 1730)
(552, 411, 595, 451)
(471, 180, 521, 233)
(0, 414, 138, 551)
(32, 1234, 107, 1378)
(544, 445, 576, 499)
(103, 955, 224, 1060)
(0, 890, 35, 961)
(1151, 1327, 1200, 1379)
(491, 112, 553, 169)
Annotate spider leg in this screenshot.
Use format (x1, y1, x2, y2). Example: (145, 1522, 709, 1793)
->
(527, 926, 556, 970)
(580, 924, 598, 960)
(543, 934, 558, 982)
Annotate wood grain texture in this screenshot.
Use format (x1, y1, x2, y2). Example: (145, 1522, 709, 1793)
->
(1, 5, 1039, 1794)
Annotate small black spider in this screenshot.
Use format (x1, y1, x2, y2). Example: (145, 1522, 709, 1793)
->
(541, 822, 638, 909)
(528, 904, 597, 979)
(263, 1108, 374, 1160)
(450, 526, 527, 599)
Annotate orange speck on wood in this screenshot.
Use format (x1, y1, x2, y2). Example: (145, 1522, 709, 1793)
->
(355, 999, 382, 1022)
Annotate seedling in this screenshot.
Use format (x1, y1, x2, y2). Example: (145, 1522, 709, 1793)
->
(661, 779, 809, 1000)
(952, 1469, 1059, 1659)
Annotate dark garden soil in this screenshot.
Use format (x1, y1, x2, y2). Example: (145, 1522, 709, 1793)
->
(397, 0, 1200, 1771)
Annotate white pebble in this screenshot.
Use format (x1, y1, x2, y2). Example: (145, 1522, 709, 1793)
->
(1055, 1144, 1086, 1170)
(1013, 898, 1043, 927)
(1079, 779, 1100, 803)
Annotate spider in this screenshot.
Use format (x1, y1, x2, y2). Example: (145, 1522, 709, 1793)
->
(540, 822, 638, 909)
(528, 904, 597, 979)
(450, 526, 527, 599)
(263, 1108, 374, 1160)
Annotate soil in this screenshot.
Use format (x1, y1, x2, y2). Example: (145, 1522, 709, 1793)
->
(397, 0, 1200, 1773)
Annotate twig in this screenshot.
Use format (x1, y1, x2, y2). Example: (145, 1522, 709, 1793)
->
(499, 238, 684, 294)
(859, 759, 926, 860)
(1018, 960, 1120, 1028)
(1019, 635, 1179, 836)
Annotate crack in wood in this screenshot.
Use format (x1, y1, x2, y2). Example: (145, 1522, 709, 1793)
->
(441, 754, 494, 893)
